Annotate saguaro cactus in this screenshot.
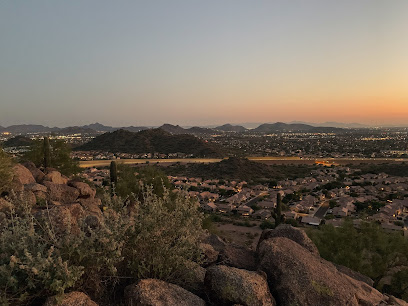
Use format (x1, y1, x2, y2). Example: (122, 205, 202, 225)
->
(43, 137, 51, 168)
(275, 192, 282, 226)
(110, 161, 118, 196)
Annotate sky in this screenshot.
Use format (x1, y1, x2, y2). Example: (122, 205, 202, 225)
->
(1, 0, 408, 127)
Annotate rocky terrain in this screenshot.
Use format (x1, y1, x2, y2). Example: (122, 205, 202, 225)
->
(1, 164, 407, 306)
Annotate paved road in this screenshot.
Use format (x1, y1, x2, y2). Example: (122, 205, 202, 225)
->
(314, 201, 330, 219)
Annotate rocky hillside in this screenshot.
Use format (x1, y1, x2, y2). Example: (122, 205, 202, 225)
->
(1, 164, 407, 305)
(76, 128, 222, 157)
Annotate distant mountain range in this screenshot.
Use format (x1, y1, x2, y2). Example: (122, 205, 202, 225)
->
(76, 128, 222, 157)
(1, 121, 405, 136)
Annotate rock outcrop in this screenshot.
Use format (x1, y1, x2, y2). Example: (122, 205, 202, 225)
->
(258, 237, 397, 306)
(125, 279, 206, 306)
(257, 223, 319, 255)
(205, 265, 275, 306)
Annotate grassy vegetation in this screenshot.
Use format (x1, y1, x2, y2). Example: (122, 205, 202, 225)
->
(307, 221, 408, 301)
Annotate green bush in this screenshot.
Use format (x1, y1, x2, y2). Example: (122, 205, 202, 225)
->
(0, 186, 203, 304)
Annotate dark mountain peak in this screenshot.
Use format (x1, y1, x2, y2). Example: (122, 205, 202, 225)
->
(82, 123, 115, 132)
(253, 122, 341, 133)
(76, 128, 221, 157)
(186, 126, 215, 134)
(215, 124, 247, 132)
(159, 124, 186, 134)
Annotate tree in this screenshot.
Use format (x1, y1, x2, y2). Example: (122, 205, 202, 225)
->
(0, 148, 14, 194)
(114, 164, 172, 199)
(23, 138, 80, 176)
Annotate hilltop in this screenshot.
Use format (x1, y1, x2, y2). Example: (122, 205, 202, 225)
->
(215, 124, 247, 132)
(76, 128, 222, 157)
(2, 135, 34, 147)
(164, 157, 317, 182)
(253, 122, 344, 133)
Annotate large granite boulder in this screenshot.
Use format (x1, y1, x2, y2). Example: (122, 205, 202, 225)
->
(12, 164, 36, 185)
(258, 237, 395, 306)
(205, 265, 275, 306)
(202, 233, 227, 252)
(36, 204, 85, 235)
(125, 279, 206, 306)
(257, 224, 319, 256)
(22, 161, 45, 183)
(219, 244, 257, 271)
(68, 181, 96, 198)
(43, 182, 79, 204)
(44, 171, 68, 185)
(25, 183, 48, 201)
(44, 291, 98, 306)
(178, 261, 206, 297)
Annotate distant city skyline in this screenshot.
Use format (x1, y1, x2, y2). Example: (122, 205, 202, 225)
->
(1, 1, 407, 127)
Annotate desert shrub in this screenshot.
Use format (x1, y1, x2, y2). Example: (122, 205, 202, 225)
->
(118, 187, 204, 283)
(0, 148, 14, 194)
(0, 197, 83, 305)
(0, 186, 203, 304)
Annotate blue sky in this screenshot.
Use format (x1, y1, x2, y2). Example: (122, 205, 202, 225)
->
(1, 1, 407, 127)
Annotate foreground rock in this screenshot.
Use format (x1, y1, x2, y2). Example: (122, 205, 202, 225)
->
(257, 224, 319, 255)
(205, 265, 275, 306)
(12, 164, 36, 185)
(44, 291, 98, 306)
(219, 244, 257, 271)
(125, 279, 206, 306)
(258, 237, 399, 306)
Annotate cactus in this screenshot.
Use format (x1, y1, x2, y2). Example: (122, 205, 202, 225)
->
(110, 161, 118, 196)
(275, 192, 282, 227)
(43, 137, 51, 168)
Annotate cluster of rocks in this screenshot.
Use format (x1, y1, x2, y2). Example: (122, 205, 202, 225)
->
(2, 164, 407, 305)
(45, 224, 407, 306)
(0, 163, 102, 232)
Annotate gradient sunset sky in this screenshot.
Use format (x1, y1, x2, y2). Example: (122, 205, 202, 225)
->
(1, 1, 407, 127)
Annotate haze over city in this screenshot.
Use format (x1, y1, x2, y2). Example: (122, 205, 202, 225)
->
(1, 0, 408, 127)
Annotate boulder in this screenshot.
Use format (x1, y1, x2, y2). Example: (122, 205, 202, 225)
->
(0, 198, 12, 213)
(43, 182, 79, 204)
(178, 261, 206, 296)
(199, 243, 219, 266)
(77, 197, 102, 215)
(219, 244, 257, 271)
(257, 224, 319, 256)
(22, 161, 45, 183)
(205, 265, 275, 306)
(44, 171, 68, 185)
(25, 183, 48, 201)
(36, 204, 84, 234)
(202, 234, 227, 252)
(12, 164, 36, 185)
(44, 291, 98, 306)
(68, 181, 96, 198)
(258, 237, 388, 306)
(125, 279, 206, 306)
